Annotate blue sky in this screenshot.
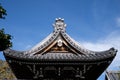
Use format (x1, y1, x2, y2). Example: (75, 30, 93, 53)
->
(0, 0, 120, 80)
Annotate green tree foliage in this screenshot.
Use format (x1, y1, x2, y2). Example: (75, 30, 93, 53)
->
(0, 29, 12, 51)
(0, 4, 12, 51)
(0, 4, 7, 19)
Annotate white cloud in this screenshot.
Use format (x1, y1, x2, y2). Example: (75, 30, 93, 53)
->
(116, 17, 120, 27)
(80, 31, 120, 70)
(25, 45, 32, 50)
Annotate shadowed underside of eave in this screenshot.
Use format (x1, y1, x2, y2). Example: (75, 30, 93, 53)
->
(3, 51, 116, 80)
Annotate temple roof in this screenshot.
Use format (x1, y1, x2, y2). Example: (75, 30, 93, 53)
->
(4, 18, 117, 61)
(4, 48, 117, 61)
(24, 18, 93, 55)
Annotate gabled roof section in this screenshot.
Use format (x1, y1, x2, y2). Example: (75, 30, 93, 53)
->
(24, 18, 95, 55)
(3, 18, 117, 61)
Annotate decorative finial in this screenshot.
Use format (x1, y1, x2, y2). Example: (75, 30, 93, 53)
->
(55, 18, 64, 22)
(53, 18, 67, 31)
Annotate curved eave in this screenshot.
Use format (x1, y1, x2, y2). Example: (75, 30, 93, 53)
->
(24, 30, 59, 55)
(61, 31, 95, 54)
(24, 29, 97, 55)
(3, 48, 117, 62)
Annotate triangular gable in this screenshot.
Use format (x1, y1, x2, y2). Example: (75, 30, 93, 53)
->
(34, 33, 81, 55)
(25, 18, 94, 55)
